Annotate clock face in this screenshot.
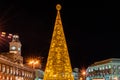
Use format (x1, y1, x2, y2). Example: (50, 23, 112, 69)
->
(18, 47, 21, 51)
(11, 46, 16, 50)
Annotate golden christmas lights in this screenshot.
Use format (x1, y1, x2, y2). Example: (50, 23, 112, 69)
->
(43, 4, 74, 80)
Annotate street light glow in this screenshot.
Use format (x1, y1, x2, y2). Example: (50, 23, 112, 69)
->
(26, 56, 43, 69)
(82, 71, 86, 75)
(28, 58, 39, 69)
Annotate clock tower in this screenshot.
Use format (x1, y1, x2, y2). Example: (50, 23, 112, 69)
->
(8, 34, 23, 64)
(9, 35, 21, 54)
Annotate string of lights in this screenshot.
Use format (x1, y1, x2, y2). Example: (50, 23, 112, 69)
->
(0, 32, 13, 52)
(0, 32, 13, 41)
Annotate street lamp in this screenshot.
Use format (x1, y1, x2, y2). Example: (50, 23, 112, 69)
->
(29, 59, 39, 69)
(25, 56, 44, 69)
(82, 70, 86, 80)
(80, 68, 86, 80)
(82, 71, 86, 75)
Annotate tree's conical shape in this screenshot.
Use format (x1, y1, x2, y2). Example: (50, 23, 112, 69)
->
(43, 4, 74, 80)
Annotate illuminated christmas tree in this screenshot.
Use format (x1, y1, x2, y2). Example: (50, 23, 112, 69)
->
(43, 4, 74, 80)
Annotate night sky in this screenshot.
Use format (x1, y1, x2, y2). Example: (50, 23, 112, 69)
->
(0, 0, 115, 68)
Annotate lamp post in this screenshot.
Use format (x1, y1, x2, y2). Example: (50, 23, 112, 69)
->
(80, 68, 86, 80)
(80, 70, 86, 80)
(26, 56, 43, 80)
(28, 60, 38, 80)
(26, 56, 43, 69)
(82, 71, 86, 80)
(29, 60, 39, 69)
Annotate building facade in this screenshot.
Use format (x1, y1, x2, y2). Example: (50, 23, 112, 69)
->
(0, 35, 34, 80)
(34, 69, 44, 80)
(86, 58, 120, 80)
(72, 68, 80, 80)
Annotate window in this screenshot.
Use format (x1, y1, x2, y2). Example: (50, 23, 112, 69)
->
(6, 66, 9, 74)
(118, 65, 120, 69)
(0, 63, 1, 71)
(10, 67, 12, 74)
(2, 64, 5, 72)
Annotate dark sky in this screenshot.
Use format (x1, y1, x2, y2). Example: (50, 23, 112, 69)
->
(0, 0, 116, 68)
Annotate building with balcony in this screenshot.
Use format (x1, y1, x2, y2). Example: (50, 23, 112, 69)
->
(86, 58, 120, 80)
(0, 35, 34, 80)
(72, 68, 80, 80)
(34, 69, 44, 80)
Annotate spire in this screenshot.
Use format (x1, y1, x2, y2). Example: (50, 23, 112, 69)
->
(12, 35, 20, 42)
(56, 4, 61, 11)
(55, 4, 62, 25)
(43, 4, 74, 80)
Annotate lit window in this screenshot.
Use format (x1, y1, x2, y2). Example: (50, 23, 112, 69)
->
(108, 65, 111, 68)
(2, 64, 5, 72)
(95, 67, 98, 70)
(91, 68, 93, 71)
(6, 66, 9, 74)
(13, 67, 15, 75)
(118, 65, 120, 69)
(88, 69, 91, 72)
(22, 71, 24, 76)
(99, 67, 102, 70)
(10, 67, 12, 74)
(16, 68, 18, 75)
(113, 65, 116, 69)
(6, 76, 9, 80)
(15, 76, 18, 80)
(105, 65, 108, 69)
(0, 63, 1, 71)
(102, 66, 104, 70)
(2, 76, 5, 80)
(10, 77, 12, 80)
